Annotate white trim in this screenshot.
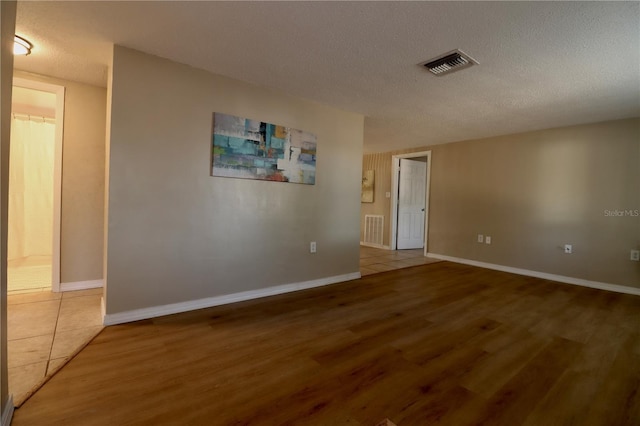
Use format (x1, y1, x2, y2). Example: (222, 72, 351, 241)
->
(60, 279, 103, 292)
(423, 154, 432, 257)
(360, 241, 391, 250)
(2, 396, 14, 426)
(390, 151, 432, 253)
(427, 253, 640, 296)
(52, 86, 64, 292)
(101, 296, 106, 321)
(103, 272, 361, 326)
(12, 77, 65, 293)
(390, 158, 399, 250)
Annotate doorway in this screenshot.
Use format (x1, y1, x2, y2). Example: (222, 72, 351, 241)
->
(390, 151, 432, 253)
(8, 78, 64, 293)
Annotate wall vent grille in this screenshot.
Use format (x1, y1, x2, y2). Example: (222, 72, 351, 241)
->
(364, 215, 384, 246)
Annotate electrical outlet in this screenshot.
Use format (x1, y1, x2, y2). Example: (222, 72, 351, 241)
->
(477, 234, 484, 243)
(310, 241, 317, 253)
(564, 244, 572, 254)
(631, 250, 640, 261)
(485, 236, 491, 245)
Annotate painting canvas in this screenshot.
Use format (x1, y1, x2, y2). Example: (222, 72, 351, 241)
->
(361, 170, 374, 203)
(211, 112, 317, 185)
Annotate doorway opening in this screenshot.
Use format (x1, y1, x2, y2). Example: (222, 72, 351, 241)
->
(390, 151, 432, 254)
(8, 78, 64, 293)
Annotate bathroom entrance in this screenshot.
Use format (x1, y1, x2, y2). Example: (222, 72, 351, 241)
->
(8, 78, 64, 293)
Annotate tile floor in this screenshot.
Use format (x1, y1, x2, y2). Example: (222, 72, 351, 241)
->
(8, 287, 104, 406)
(360, 245, 441, 276)
(8, 256, 52, 293)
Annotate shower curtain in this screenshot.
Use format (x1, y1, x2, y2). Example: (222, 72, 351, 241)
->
(8, 114, 55, 262)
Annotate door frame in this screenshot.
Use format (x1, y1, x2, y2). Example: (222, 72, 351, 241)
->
(12, 77, 65, 292)
(390, 150, 432, 254)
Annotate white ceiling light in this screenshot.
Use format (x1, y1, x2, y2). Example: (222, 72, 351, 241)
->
(14, 35, 32, 56)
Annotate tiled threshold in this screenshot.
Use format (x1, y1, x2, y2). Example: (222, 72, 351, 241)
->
(360, 246, 441, 276)
(8, 288, 104, 407)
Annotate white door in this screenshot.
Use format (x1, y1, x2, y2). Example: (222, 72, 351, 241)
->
(397, 158, 426, 249)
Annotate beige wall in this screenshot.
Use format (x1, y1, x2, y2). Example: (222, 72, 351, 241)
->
(105, 46, 364, 315)
(13, 71, 106, 283)
(363, 118, 640, 289)
(1, 0, 16, 414)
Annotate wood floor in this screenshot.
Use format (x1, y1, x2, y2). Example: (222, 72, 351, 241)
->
(13, 262, 640, 425)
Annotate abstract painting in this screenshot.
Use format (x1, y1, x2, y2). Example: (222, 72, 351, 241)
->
(211, 112, 317, 185)
(361, 170, 374, 202)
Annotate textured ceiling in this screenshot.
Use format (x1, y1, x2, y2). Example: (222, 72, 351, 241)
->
(14, 1, 640, 153)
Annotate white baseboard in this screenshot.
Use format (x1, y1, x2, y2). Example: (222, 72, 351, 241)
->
(103, 272, 361, 326)
(427, 253, 640, 296)
(2, 395, 14, 426)
(360, 242, 391, 250)
(60, 279, 103, 292)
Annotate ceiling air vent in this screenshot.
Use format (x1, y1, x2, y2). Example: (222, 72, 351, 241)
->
(420, 49, 478, 76)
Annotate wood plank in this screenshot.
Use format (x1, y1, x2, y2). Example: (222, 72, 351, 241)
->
(460, 328, 550, 398)
(577, 333, 640, 426)
(473, 336, 582, 425)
